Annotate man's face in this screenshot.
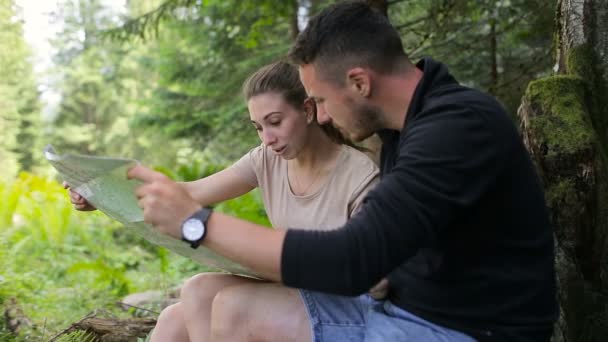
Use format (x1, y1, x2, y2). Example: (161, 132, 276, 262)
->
(298, 64, 378, 142)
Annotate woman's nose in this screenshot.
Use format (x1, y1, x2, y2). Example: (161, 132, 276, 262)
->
(262, 130, 277, 145)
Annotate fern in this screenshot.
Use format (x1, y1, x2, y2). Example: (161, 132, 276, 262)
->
(54, 330, 98, 342)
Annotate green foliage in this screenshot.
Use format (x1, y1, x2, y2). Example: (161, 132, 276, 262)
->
(0, 174, 175, 339)
(153, 161, 219, 183)
(0, 181, 20, 228)
(68, 258, 133, 297)
(0, 169, 269, 340)
(215, 191, 271, 227)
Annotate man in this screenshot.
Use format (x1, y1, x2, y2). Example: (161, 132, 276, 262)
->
(129, 1, 558, 340)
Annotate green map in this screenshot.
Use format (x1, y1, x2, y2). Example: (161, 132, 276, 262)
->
(44, 145, 259, 278)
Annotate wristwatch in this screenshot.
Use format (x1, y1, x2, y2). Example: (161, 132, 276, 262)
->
(181, 207, 213, 249)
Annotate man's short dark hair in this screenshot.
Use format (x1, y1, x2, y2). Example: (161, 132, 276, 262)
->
(288, 0, 411, 84)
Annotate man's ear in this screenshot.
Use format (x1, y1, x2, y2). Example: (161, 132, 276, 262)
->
(346, 67, 371, 97)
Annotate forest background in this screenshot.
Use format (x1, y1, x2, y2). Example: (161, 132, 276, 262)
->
(1, 0, 606, 341)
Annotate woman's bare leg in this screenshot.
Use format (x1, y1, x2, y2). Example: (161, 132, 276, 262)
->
(179, 273, 263, 342)
(210, 282, 312, 342)
(149, 303, 189, 342)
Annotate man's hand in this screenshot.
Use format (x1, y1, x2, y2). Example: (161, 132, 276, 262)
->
(368, 277, 389, 300)
(128, 165, 202, 240)
(63, 182, 97, 211)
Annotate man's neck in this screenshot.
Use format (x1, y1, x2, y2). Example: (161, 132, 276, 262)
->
(374, 67, 424, 132)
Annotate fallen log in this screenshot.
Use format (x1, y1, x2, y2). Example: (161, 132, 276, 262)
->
(48, 312, 156, 342)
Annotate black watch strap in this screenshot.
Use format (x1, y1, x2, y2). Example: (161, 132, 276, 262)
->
(192, 207, 213, 226)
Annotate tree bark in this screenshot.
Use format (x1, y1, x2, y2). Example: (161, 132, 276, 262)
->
(517, 0, 608, 341)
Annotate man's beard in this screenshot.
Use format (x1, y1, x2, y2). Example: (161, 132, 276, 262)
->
(349, 102, 384, 142)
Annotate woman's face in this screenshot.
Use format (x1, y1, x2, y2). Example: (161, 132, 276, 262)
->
(248, 92, 310, 160)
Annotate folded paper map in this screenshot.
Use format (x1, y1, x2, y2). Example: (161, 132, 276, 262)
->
(44, 145, 259, 278)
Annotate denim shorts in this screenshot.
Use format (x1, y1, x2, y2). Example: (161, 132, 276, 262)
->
(299, 290, 477, 342)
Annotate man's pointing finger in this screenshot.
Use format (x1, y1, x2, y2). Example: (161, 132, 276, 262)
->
(128, 164, 166, 183)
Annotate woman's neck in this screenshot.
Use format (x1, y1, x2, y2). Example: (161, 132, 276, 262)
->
(291, 125, 342, 173)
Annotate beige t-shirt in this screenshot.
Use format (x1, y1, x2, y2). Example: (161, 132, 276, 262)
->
(230, 144, 379, 230)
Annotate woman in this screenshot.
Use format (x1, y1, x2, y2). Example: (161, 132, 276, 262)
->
(68, 61, 381, 342)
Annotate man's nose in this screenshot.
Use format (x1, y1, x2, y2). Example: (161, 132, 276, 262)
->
(316, 104, 331, 125)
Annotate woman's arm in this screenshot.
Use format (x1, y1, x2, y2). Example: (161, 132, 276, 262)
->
(181, 167, 256, 207)
(66, 167, 255, 211)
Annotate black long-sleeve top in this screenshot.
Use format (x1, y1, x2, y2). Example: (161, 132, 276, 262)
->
(281, 58, 558, 341)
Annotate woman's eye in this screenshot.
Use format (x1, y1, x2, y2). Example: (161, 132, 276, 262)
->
(269, 121, 281, 126)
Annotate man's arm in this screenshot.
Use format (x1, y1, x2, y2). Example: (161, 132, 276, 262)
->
(205, 212, 285, 281)
(129, 107, 503, 293)
(281, 107, 505, 295)
(128, 165, 285, 281)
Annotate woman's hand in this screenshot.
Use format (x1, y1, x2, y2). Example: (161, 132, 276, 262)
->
(63, 182, 97, 211)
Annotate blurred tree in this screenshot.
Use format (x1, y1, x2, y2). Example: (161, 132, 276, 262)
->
(0, 0, 42, 176)
(101, 0, 554, 166)
(106, 0, 336, 164)
(48, 0, 125, 155)
(388, 0, 555, 116)
(49, 0, 139, 156)
(47, 0, 178, 167)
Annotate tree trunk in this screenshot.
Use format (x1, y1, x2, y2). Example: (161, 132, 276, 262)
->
(290, 0, 300, 41)
(489, 17, 498, 95)
(517, 0, 608, 341)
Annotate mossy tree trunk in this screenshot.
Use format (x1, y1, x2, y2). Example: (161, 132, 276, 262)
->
(517, 0, 608, 341)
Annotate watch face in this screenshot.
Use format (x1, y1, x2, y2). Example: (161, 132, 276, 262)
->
(182, 218, 205, 241)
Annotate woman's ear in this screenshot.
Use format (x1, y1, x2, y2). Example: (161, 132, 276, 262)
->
(303, 98, 316, 124)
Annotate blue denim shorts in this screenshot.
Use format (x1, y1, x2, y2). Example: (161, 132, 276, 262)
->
(298, 290, 477, 342)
